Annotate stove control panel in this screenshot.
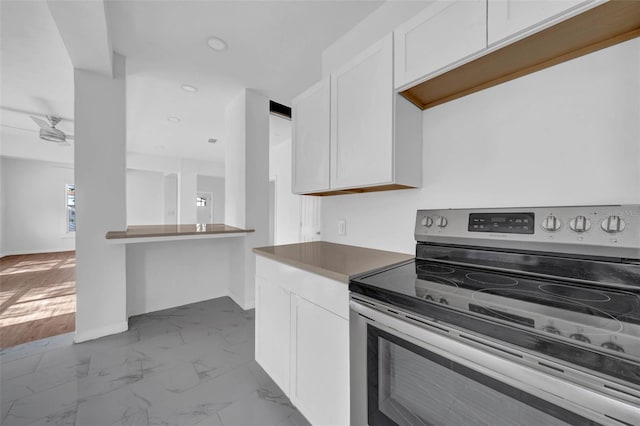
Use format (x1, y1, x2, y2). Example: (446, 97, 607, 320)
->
(468, 212, 534, 234)
(415, 205, 640, 259)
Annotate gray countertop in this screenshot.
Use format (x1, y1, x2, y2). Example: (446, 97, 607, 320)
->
(253, 241, 414, 283)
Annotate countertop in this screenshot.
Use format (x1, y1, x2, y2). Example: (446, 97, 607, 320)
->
(253, 241, 414, 283)
(105, 224, 254, 240)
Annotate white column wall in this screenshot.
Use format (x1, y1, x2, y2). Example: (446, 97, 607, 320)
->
(74, 53, 128, 342)
(224, 89, 270, 309)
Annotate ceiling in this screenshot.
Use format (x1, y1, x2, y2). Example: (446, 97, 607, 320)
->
(1, 0, 383, 166)
(0, 0, 75, 164)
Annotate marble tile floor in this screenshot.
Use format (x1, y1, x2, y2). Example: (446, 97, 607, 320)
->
(0, 297, 311, 426)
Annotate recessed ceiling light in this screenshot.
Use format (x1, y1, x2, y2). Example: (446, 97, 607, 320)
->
(167, 116, 181, 123)
(181, 84, 198, 93)
(208, 138, 218, 144)
(207, 37, 228, 51)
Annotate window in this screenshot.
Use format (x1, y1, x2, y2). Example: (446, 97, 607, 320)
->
(66, 184, 75, 232)
(196, 196, 207, 207)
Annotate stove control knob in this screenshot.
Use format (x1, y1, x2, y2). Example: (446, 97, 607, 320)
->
(601, 216, 626, 233)
(421, 216, 433, 228)
(542, 325, 561, 335)
(435, 216, 448, 228)
(425, 295, 434, 302)
(569, 333, 591, 343)
(601, 341, 624, 353)
(569, 216, 591, 233)
(438, 298, 448, 305)
(541, 215, 561, 232)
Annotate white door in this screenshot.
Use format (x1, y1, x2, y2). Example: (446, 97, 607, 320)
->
(196, 192, 213, 224)
(255, 277, 291, 396)
(292, 78, 331, 194)
(291, 296, 349, 426)
(487, 0, 591, 45)
(331, 34, 394, 190)
(299, 196, 321, 242)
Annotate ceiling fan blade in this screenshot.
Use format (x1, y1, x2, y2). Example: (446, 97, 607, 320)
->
(30, 116, 51, 129)
(65, 134, 74, 141)
(1, 124, 38, 133)
(57, 140, 71, 147)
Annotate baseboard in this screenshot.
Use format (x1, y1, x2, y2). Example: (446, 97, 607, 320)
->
(228, 291, 255, 311)
(1, 247, 76, 257)
(74, 321, 128, 343)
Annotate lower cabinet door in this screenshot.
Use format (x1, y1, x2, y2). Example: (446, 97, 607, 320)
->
(291, 296, 349, 426)
(255, 276, 291, 396)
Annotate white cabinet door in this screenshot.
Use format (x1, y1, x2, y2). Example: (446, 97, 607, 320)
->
(291, 296, 349, 426)
(395, 0, 487, 89)
(255, 276, 291, 396)
(292, 78, 331, 194)
(330, 34, 394, 190)
(487, 0, 593, 45)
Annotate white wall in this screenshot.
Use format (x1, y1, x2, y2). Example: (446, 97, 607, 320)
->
(224, 89, 270, 309)
(74, 54, 128, 342)
(126, 238, 242, 316)
(126, 169, 164, 225)
(197, 175, 225, 223)
(0, 157, 75, 255)
(269, 139, 302, 245)
(127, 152, 224, 177)
(322, 38, 640, 254)
(163, 173, 178, 224)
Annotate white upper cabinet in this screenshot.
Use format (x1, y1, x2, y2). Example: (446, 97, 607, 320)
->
(292, 79, 331, 194)
(331, 34, 394, 190)
(394, 0, 487, 89)
(487, 0, 595, 46)
(292, 33, 422, 195)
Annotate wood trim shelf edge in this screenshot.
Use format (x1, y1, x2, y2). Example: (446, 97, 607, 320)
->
(401, 0, 640, 110)
(302, 184, 416, 197)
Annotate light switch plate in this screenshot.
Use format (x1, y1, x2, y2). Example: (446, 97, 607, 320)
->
(338, 220, 346, 236)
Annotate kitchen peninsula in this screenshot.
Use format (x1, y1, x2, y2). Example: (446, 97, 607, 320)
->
(106, 223, 255, 318)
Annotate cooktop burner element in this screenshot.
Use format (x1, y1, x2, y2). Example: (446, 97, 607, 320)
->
(539, 284, 611, 302)
(471, 288, 624, 336)
(466, 272, 518, 286)
(350, 205, 640, 390)
(416, 264, 454, 274)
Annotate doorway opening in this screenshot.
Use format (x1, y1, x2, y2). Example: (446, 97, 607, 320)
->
(196, 191, 214, 224)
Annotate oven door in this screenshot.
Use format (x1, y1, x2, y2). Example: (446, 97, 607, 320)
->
(350, 299, 640, 426)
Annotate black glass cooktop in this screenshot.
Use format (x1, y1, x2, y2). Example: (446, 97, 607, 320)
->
(356, 260, 640, 326)
(350, 251, 640, 388)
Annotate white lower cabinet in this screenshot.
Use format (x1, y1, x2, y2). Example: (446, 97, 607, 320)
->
(255, 276, 291, 395)
(290, 296, 349, 426)
(255, 256, 350, 426)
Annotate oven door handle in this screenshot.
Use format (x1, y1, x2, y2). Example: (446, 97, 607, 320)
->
(350, 300, 640, 426)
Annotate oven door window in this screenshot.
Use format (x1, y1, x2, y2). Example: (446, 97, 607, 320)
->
(367, 326, 600, 426)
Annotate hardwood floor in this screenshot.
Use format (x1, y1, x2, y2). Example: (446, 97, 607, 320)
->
(0, 251, 76, 349)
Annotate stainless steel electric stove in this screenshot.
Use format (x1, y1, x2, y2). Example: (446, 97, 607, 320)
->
(349, 205, 640, 426)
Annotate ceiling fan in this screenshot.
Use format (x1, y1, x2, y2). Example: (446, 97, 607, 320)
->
(30, 115, 74, 145)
